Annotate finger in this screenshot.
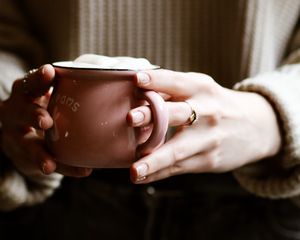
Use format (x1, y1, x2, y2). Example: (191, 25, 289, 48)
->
(128, 101, 196, 127)
(135, 125, 153, 145)
(40, 157, 57, 175)
(25, 133, 92, 177)
(168, 101, 196, 126)
(130, 128, 219, 182)
(14, 64, 55, 98)
(23, 132, 58, 174)
(11, 102, 53, 131)
(55, 164, 93, 178)
(34, 94, 52, 109)
(27, 64, 55, 97)
(3, 130, 57, 176)
(26, 104, 53, 130)
(159, 92, 171, 100)
(132, 151, 220, 184)
(135, 69, 214, 98)
(127, 105, 151, 127)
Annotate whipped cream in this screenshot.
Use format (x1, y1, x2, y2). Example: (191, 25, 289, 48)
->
(53, 54, 159, 70)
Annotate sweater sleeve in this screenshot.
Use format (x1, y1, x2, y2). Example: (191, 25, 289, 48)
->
(232, 14, 300, 199)
(0, 0, 63, 211)
(0, 155, 63, 211)
(233, 63, 300, 199)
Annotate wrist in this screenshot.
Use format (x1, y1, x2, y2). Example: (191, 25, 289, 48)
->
(236, 90, 282, 160)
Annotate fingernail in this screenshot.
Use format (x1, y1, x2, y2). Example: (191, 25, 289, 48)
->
(137, 72, 150, 85)
(41, 65, 46, 75)
(135, 162, 149, 181)
(80, 168, 93, 176)
(136, 176, 147, 182)
(131, 111, 145, 125)
(41, 161, 48, 175)
(38, 116, 44, 129)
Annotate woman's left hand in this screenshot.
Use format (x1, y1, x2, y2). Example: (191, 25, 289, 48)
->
(128, 69, 282, 183)
(0, 65, 92, 178)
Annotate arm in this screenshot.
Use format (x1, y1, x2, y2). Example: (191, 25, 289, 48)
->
(230, 21, 300, 199)
(0, 0, 61, 211)
(127, 45, 300, 200)
(0, 65, 64, 211)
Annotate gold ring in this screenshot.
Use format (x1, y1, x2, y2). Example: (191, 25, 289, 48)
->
(184, 101, 198, 125)
(22, 78, 30, 95)
(28, 68, 38, 75)
(22, 68, 38, 95)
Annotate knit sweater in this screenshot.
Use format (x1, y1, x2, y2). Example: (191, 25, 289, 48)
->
(1, 0, 300, 210)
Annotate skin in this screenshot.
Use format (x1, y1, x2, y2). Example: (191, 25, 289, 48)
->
(128, 70, 282, 183)
(0, 65, 281, 184)
(0, 64, 92, 178)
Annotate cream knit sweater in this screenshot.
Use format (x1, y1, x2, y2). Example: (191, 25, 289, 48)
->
(1, 0, 300, 210)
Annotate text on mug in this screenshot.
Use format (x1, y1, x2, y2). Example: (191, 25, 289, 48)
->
(55, 93, 80, 112)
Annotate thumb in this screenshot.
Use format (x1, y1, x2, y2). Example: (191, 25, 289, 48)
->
(23, 64, 55, 98)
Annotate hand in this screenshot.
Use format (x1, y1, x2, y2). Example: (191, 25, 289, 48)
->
(128, 69, 282, 183)
(0, 64, 92, 178)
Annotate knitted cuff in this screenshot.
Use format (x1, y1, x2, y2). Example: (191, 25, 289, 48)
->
(0, 168, 27, 210)
(25, 172, 63, 207)
(0, 167, 63, 211)
(233, 164, 300, 199)
(233, 64, 300, 198)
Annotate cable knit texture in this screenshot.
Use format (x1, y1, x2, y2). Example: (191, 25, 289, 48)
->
(1, 0, 300, 209)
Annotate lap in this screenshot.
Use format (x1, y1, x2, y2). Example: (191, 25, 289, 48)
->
(1, 172, 300, 240)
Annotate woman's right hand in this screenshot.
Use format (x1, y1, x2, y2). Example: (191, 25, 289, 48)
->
(0, 64, 92, 178)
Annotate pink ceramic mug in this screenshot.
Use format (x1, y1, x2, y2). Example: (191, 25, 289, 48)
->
(45, 61, 168, 168)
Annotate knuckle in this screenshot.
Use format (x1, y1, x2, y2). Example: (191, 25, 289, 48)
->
(206, 81, 220, 95)
(170, 105, 186, 124)
(207, 109, 222, 126)
(209, 129, 224, 148)
(170, 144, 187, 162)
(173, 76, 187, 91)
(33, 105, 47, 117)
(200, 76, 220, 95)
(169, 163, 184, 175)
(205, 75, 215, 84)
(204, 150, 221, 171)
(187, 72, 214, 83)
(147, 155, 164, 173)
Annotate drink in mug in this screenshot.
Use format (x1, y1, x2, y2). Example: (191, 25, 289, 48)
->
(45, 54, 168, 168)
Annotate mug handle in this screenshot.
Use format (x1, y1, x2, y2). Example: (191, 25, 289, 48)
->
(137, 90, 169, 156)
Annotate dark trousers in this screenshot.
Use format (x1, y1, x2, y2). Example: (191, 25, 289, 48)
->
(1, 171, 300, 240)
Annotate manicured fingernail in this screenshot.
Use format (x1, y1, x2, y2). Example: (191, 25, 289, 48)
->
(137, 72, 150, 85)
(131, 111, 145, 125)
(135, 162, 149, 181)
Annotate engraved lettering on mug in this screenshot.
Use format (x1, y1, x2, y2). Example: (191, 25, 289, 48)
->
(62, 95, 66, 104)
(66, 97, 74, 107)
(72, 102, 80, 112)
(54, 93, 80, 112)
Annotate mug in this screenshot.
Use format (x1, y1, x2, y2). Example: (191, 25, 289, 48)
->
(45, 61, 168, 168)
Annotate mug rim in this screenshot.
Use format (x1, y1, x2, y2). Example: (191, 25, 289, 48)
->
(52, 61, 160, 71)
